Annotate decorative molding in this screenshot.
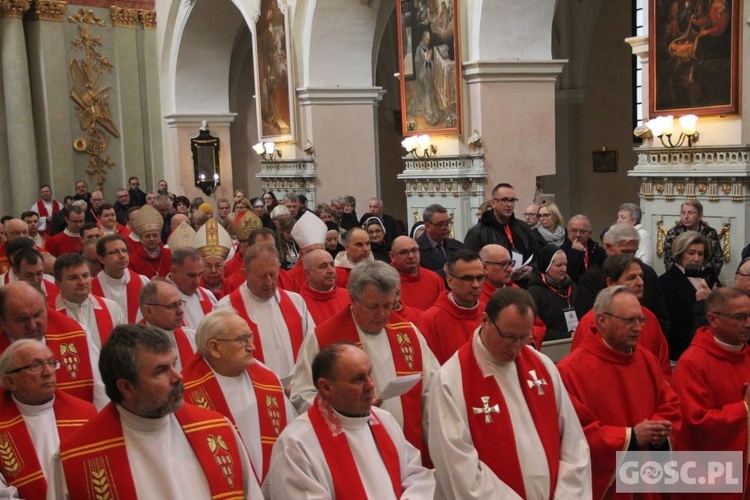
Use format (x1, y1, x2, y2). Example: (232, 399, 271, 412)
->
(462, 60, 567, 84)
(138, 9, 155, 28)
(26, 0, 66, 21)
(0, 0, 31, 18)
(110, 6, 138, 28)
(165, 113, 237, 128)
(256, 159, 317, 207)
(625, 35, 648, 59)
(297, 87, 385, 106)
(398, 154, 487, 179)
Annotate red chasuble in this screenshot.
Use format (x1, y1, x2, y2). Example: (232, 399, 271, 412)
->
(223, 268, 246, 296)
(458, 339, 560, 499)
(307, 396, 403, 500)
(0, 390, 96, 499)
(334, 266, 351, 289)
(0, 243, 9, 274)
(60, 403, 246, 499)
(91, 272, 144, 324)
(128, 244, 172, 278)
(55, 295, 114, 346)
(572, 306, 671, 378)
(182, 356, 287, 482)
(392, 303, 423, 324)
(398, 268, 446, 311)
(419, 293, 482, 364)
(224, 251, 244, 279)
(279, 260, 307, 293)
(298, 283, 350, 325)
(558, 335, 682, 499)
(46, 231, 82, 257)
(314, 308, 427, 461)
(672, 326, 750, 496)
(43, 309, 96, 403)
(228, 288, 304, 364)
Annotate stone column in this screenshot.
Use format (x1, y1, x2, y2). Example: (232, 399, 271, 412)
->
(463, 60, 566, 206)
(0, 0, 40, 215)
(296, 87, 384, 206)
(137, 9, 164, 192)
(26, 0, 73, 195)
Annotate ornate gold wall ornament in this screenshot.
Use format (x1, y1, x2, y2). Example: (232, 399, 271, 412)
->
(0, 0, 31, 18)
(110, 6, 137, 28)
(655, 184, 664, 194)
(676, 183, 685, 195)
(721, 183, 731, 195)
(26, 0, 65, 21)
(138, 9, 156, 29)
(68, 8, 120, 189)
(655, 220, 666, 257)
(697, 183, 707, 195)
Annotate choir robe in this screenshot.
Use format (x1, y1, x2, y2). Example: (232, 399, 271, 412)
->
(144, 323, 197, 371)
(31, 199, 62, 233)
(128, 244, 172, 278)
(558, 335, 682, 499)
(51, 294, 126, 350)
(98, 223, 130, 238)
(572, 306, 672, 378)
(0, 390, 96, 499)
(334, 266, 352, 289)
(223, 250, 244, 279)
(31, 232, 47, 250)
(478, 281, 518, 306)
(298, 283, 350, 326)
(399, 268, 447, 311)
(279, 260, 307, 293)
(216, 286, 314, 380)
(392, 303, 423, 324)
(223, 268, 246, 296)
(333, 251, 369, 289)
(176, 285, 217, 331)
(182, 356, 297, 483)
(266, 402, 435, 499)
(672, 326, 750, 496)
(93, 269, 149, 324)
(427, 331, 591, 499)
(418, 292, 482, 365)
(51, 404, 263, 499)
(288, 308, 439, 447)
(45, 230, 82, 257)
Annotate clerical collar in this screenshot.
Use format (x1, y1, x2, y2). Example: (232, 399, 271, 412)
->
(601, 337, 633, 354)
(335, 408, 372, 426)
(713, 336, 743, 352)
(351, 309, 383, 336)
(117, 404, 170, 431)
(449, 292, 478, 310)
(246, 286, 276, 304)
(63, 296, 89, 309)
(145, 248, 160, 258)
(13, 394, 55, 415)
(63, 228, 81, 238)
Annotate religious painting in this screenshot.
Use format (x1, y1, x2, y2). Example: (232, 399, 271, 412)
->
(397, 0, 461, 136)
(649, 0, 739, 116)
(254, 0, 296, 141)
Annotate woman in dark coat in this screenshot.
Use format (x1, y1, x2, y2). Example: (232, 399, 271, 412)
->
(527, 244, 579, 341)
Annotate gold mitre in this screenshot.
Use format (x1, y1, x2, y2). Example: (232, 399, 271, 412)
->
(132, 205, 164, 236)
(227, 210, 262, 242)
(167, 222, 197, 250)
(194, 218, 232, 260)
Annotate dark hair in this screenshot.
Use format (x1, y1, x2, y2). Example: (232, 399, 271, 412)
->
(311, 342, 357, 390)
(484, 287, 537, 322)
(12, 248, 43, 271)
(173, 196, 190, 209)
(79, 223, 99, 237)
(491, 183, 514, 197)
(99, 324, 175, 403)
(171, 247, 202, 266)
(602, 254, 643, 282)
(445, 249, 481, 276)
(53, 252, 87, 281)
(5, 238, 35, 260)
(422, 204, 448, 223)
(248, 227, 275, 246)
(0, 216, 14, 225)
(706, 287, 748, 314)
(67, 206, 85, 217)
(99, 203, 115, 212)
(97, 234, 128, 256)
(63, 195, 75, 203)
(20, 211, 38, 220)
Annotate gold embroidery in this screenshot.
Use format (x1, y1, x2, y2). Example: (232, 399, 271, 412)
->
(207, 434, 235, 488)
(188, 388, 212, 410)
(265, 395, 281, 435)
(85, 457, 113, 500)
(59, 342, 80, 378)
(0, 433, 23, 476)
(396, 332, 415, 370)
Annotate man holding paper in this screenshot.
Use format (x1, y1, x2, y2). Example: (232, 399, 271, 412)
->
(289, 260, 439, 462)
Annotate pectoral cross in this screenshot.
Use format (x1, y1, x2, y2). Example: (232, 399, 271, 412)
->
(472, 396, 500, 423)
(527, 370, 547, 395)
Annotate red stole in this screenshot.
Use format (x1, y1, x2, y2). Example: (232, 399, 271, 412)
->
(0, 390, 96, 499)
(60, 403, 246, 499)
(36, 199, 61, 218)
(458, 339, 560, 499)
(197, 288, 214, 315)
(91, 272, 143, 323)
(44, 308, 96, 403)
(307, 396, 403, 500)
(182, 357, 287, 482)
(56, 295, 114, 347)
(228, 288, 304, 364)
(314, 308, 427, 460)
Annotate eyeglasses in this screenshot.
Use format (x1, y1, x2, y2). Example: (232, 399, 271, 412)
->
(146, 300, 186, 311)
(522, 212, 538, 218)
(7, 359, 60, 375)
(214, 334, 254, 347)
(603, 312, 647, 326)
(449, 273, 487, 284)
(490, 319, 533, 344)
(426, 220, 451, 229)
(484, 260, 516, 268)
(104, 248, 128, 256)
(538, 213, 552, 219)
(493, 197, 519, 204)
(712, 312, 750, 323)
(680, 211, 699, 216)
(394, 248, 420, 257)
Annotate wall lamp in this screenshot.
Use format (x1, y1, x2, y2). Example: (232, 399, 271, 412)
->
(645, 115, 699, 148)
(253, 141, 282, 160)
(401, 134, 436, 158)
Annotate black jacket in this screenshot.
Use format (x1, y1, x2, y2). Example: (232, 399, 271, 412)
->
(416, 233, 464, 278)
(658, 265, 700, 361)
(527, 270, 578, 341)
(561, 238, 606, 284)
(464, 211, 540, 268)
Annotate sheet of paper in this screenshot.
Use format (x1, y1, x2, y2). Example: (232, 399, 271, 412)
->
(378, 373, 422, 401)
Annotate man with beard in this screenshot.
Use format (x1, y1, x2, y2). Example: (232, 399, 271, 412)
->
(52, 324, 261, 498)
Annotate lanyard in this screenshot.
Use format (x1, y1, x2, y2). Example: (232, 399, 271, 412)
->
(503, 225, 516, 251)
(541, 273, 572, 307)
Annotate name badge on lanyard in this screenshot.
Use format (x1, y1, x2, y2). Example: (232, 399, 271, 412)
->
(563, 307, 578, 333)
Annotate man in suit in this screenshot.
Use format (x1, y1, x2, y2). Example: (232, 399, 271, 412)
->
(417, 204, 464, 279)
(358, 198, 404, 245)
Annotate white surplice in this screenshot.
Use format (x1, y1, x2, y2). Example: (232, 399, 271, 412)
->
(53, 294, 126, 350)
(176, 286, 217, 331)
(15, 396, 58, 489)
(95, 269, 149, 323)
(265, 406, 435, 499)
(215, 286, 314, 380)
(427, 330, 591, 499)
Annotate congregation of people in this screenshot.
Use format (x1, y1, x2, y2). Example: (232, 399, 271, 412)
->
(0, 177, 749, 498)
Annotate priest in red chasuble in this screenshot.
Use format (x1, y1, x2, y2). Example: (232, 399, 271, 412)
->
(267, 342, 435, 498)
(427, 287, 591, 499)
(558, 286, 681, 499)
(299, 249, 350, 325)
(672, 287, 750, 496)
(389, 236, 446, 311)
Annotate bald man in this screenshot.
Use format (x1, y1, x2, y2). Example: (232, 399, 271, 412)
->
(299, 249, 350, 324)
(478, 244, 516, 304)
(390, 236, 445, 311)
